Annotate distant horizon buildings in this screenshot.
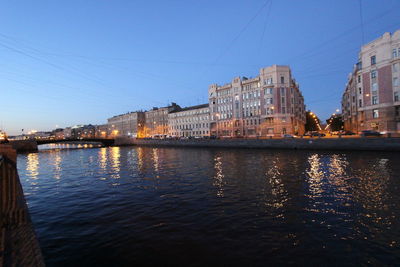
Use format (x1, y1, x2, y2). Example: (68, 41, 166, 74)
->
(342, 29, 400, 134)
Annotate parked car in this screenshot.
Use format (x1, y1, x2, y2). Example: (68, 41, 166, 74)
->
(343, 131, 356, 135)
(311, 132, 325, 137)
(282, 134, 296, 138)
(361, 130, 382, 137)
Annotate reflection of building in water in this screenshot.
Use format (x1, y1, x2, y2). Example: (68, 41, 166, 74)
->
(53, 153, 62, 180)
(328, 155, 347, 178)
(137, 147, 144, 172)
(306, 154, 324, 197)
(110, 147, 121, 180)
(265, 158, 287, 209)
(26, 153, 39, 180)
(152, 148, 159, 173)
(353, 158, 390, 210)
(99, 147, 108, 170)
(208, 65, 306, 137)
(213, 155, 225, 197)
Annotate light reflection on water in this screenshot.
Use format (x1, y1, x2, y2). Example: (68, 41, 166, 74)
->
(17, 147, 400, 266)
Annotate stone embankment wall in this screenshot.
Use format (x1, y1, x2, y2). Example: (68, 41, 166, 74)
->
(0, 145, 44, 266)
(127, 137, 400, 152)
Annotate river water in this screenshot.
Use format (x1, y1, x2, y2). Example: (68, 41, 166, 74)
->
(17, 145, 400, 266)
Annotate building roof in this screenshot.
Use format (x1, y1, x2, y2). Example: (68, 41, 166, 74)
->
(169, 103, 209, 114)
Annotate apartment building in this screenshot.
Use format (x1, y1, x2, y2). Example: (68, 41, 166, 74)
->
(144, 103, 181, 137)
(342, 30, 400, 134)
(107, 111, 145, 137)
(208, 65, 306, 137)
(168, 104, 210, 137)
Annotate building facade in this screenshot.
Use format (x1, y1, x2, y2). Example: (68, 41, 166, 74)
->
(95, 124, 110, 138)
(342, 30, 400, 134)
(144, 103, 181, 137)
(208, 65, 306, 137)
(168, 104, 210, 137)
(107, 111, 145, 137)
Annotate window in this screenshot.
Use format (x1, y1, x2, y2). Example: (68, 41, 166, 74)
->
(281, 107, 286, 114)
(371, 55, 376, 65)
(281, 76, 284, 84)
(396, 106, 400, 116)
(264, 88, 273, 95)
(393, 48, 398, 58)
(371, 70, 377, 79)
(358, 75, 361, 83)
(266, 98, 273, 104)
(359, 99, 362, 107)
(394, 77, 399, 87)
(393, 63, 399, 72)
(359, 87, 362, 94)
(372, 82, 378, 91)
(373, 109, 379, 118)
(372, 96, 378, 105)
(395, 91, 399, 102)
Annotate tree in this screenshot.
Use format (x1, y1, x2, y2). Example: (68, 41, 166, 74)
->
(326, 114, 344, 132)
(305, 111, 321, 132)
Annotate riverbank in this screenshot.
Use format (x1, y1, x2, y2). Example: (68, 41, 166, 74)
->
(116, 137, 400, 152)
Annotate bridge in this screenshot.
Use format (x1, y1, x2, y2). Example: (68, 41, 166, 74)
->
(8, 138, 115, 152)
(36, 138, 115, 146)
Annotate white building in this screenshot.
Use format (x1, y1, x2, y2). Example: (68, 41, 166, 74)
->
(168, 104, 210, 137)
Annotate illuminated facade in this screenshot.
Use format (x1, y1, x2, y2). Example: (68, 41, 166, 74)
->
(342, 30, 400, 134)
(144, 103, 181, 137)
(208, 65, 306, 137)
(168, 104, 210, 137)
(107, 111, 145, 137)
(95, 124, 109, 138)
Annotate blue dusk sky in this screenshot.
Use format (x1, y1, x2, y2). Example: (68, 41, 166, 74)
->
(1, 0, 399, 135)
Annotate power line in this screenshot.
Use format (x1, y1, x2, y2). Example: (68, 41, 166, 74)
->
(359, 0, 365, 45)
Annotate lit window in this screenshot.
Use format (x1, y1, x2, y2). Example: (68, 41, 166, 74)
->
(373, 109, 379, 118)
(372, 96, 378, 105)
